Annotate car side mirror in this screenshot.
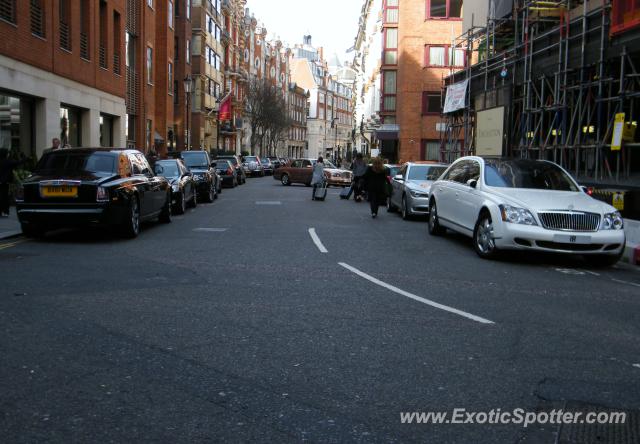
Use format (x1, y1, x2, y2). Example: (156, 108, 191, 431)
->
(467, 179, 478, 188)
(393, 174, 403, 181)
(211, 162, 217, 167)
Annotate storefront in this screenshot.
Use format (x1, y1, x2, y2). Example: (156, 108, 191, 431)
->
(0, 92, 35, 157)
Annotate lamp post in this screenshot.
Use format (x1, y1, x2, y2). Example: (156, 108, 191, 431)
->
(183, 76, 192, 151)
(331, 117, 338, 164)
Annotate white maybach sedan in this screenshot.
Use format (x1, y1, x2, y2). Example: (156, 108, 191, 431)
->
(427, 157, 625, 266)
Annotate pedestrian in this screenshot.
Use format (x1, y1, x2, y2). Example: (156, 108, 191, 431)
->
(363, 157, 389, 218)
(0, 149, 25, 217)
(311, 156, 325, 200)
(41, 138, 61, 157)
(350, 152, 367, 201)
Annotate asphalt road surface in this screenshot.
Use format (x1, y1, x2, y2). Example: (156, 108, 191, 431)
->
(1, 177, 639, 443)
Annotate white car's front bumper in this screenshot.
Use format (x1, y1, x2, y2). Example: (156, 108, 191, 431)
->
(493, 223, 625, 255)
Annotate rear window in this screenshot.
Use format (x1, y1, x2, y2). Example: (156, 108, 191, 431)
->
(218, 157, 238, 166)
(244, 156, 258, 162)
(36, 151, 118, 174)
(216, 161, 230, 169)
(181, 152, 209, 168)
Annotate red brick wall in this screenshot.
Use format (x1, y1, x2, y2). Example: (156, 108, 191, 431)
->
(396, 0, 463, 162)
(0, 0, 125, 99)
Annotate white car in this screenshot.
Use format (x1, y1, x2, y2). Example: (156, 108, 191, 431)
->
(427, 156, 625, 266)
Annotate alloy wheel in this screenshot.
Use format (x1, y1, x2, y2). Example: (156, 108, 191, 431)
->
(474, 215, 496, 256)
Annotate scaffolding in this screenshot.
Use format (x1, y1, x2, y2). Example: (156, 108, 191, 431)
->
(440, 0, 640, 183)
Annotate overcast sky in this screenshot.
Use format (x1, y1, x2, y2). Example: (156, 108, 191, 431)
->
(245, 0, 363, 64)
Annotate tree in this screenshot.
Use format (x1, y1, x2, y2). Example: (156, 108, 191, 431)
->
(246, 79, 291, 156)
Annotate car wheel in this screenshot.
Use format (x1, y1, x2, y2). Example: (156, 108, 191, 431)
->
(473, 211, 498, 259)
(175, 191, 186, 215)
(428, 199, 445, 236)
(21, 223, 45, 238)
(159, 192, 172, 223)
(281, 174, 290, 186)
(401, 195, 410, 220)
(583, 251, 624, 268)
(387, 196, 397, 213)
(121, 196, 140, 238)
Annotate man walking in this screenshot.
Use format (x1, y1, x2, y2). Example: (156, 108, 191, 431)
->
(350, 153, 367, 201)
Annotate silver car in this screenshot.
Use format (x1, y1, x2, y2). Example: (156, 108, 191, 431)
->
(387, 162, 448, 219)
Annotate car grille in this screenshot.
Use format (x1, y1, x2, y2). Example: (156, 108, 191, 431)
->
(538, 211, 600, 232)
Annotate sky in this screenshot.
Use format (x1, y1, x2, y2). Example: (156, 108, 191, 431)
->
(245, 0, 363, 65)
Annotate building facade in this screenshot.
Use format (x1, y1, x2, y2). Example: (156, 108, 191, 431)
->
(0, 0, 126, 158)
(286, 83, 308, 158)
(290, 36, 353, 162)
(353, 0, 464, 162)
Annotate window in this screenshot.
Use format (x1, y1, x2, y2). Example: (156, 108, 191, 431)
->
(422, 92, 441, 114)
(146, 119, 152, 152)
(147, 0, 153, 7)
(99, 0, 107, 68)
(186, 39, 190, 64)
(427, 0, 462, 19)
(425, 45, 465, 67)
(383, 71, 396, 94)
(113, 11, 121, 75)
(0, 0, 16, 23)
(31, 0, 45, 38)
(385, 0, 398, 23)
(384, 28, 398, 65)
(186, 0, 191, 20)
(59, 0, 72, 49)
(421, 140, 440, 161)
(427, 46, 446, 66)
(126, 32, 135, 68)
(80, 0, 90, 59)
(168, 62, 173, 95)
(146, 46, 153, 84)
(168, 1, 173, 28)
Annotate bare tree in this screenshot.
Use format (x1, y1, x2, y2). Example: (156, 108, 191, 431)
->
(246, 79, 291, 156)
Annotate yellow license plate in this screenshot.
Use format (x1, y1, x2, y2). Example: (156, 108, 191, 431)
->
(41, 185, 78, 198)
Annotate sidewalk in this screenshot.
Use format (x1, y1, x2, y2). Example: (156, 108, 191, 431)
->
(0, 208, 21, 240)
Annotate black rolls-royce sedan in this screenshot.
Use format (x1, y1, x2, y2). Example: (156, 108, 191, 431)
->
(16, 148, 172, 238)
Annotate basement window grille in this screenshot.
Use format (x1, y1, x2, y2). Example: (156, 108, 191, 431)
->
(100, 45, 107, 69)
(80, 32, 89, 59)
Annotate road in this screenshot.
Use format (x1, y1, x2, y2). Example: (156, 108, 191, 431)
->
(1, 176, 639, 443)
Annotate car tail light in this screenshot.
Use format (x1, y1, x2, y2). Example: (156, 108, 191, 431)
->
(226, 168, 233, 175)
(96, 186, 109, 202)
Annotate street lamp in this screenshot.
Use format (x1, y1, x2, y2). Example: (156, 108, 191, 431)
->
(183, 76, 192, 151)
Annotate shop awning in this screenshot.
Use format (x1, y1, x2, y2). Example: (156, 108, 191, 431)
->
(375, 124, 399, 140)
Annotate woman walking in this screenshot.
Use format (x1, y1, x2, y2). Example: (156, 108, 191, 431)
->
(363, 157, 388, 218)
(311, 156, 325, 200)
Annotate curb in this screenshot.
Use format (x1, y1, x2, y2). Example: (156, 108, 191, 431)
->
(0, 230, 22, 241)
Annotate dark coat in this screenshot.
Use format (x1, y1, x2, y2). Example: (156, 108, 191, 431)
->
(0, 158, 23, 184)
(363, 166, 388, 198)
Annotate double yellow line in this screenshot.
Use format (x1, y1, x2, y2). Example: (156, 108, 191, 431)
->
(0, 238, 28, 251)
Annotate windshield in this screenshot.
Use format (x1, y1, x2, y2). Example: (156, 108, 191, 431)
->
(484, 159, 579, 191)
(181, 153, 209, 168)
(261, 158, 270, 164)
(314, 160, 337, 169)
(36, 151, 117, 175)
(155, 162, 180, 177)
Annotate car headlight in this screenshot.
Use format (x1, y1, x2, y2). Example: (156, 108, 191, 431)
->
(601, 212, 624, 230)
(409, 189, 429, 198)
(500, 204, 537, 225)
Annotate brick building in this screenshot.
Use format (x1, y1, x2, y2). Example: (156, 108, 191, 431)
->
(286, 83, 308, 159)
(353, 0, 464, 162)
(0, 0, 126, 157)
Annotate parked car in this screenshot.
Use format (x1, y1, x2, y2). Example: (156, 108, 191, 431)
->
(388, 162, 448, 219)
(154, 159, 197, 214)
(16, 148, 172, 238)
(261, 157, 275, 176)
(215, 155, 246, 184)
(274, 158, 352, 187)
(214, 159, 238, 187)
(267, 156, 282, 170)
(179, 151, 221, 202)
(427, 156, 625, 266)
(242, 155, 264, 177)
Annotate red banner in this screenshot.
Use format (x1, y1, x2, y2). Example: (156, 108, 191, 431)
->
(218, 94, 232, 121)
